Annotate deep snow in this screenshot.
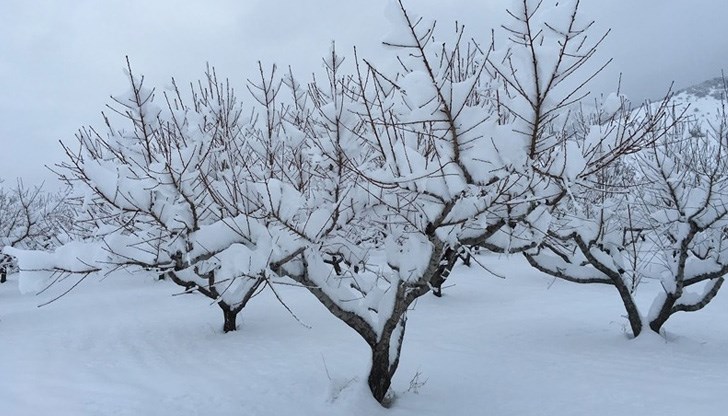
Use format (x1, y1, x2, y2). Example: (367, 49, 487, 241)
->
(2, 254, 727, 416)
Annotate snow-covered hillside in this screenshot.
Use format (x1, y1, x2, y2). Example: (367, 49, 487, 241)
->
(2, 253, 727, 416)
(679, 77, 727, 102)
(668, 76, 727, 125)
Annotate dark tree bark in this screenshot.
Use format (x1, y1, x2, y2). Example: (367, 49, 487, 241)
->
(649, 278, 724, 333)
(612, 277, 643, 337)
(648, 294, 676, 334)
(572, 235, 644, 337)
(367, 316, 407, 404)
(0, 254, 9, 283)
(220, 304, 242, 333)
(277, 241, 445, 406)
(368, 341, 396, 403)
(168, 266, 264, 333)
(460, 250, 472, 267)
(431, 247, 459, 297)
(648, 225, 698, 334)
(526, 237, 644, 337)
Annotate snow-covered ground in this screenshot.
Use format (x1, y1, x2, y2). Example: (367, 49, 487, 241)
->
(2, 253, 727, 416)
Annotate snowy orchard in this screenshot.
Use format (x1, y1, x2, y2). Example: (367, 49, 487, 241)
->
(0, 182, 70, 284)
(4, 0, 728, 406)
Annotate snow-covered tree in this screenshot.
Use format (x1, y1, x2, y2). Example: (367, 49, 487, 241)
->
(277, 0, 669, 402)
(7, 62, 276, 332)
(0, 181, 70, 283)
(525, 77, 728, 336)
(639, 109, 728, 332)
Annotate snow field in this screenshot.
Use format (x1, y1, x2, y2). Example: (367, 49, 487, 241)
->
(2, 253, 727, 416)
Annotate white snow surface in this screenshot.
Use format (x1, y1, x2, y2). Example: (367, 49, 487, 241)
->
(2, 253, 727, 416)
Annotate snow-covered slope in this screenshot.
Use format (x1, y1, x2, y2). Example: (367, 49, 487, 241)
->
(2, 254, 727, 416)
(669, 76, 726, 125)
(678, 77, 727, 102)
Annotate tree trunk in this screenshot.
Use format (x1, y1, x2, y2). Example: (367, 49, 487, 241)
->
(220, 304, 241, 333)
(613, 279, 643, 337)
(431, 247, 458, 297)
(367, 317, 407, 405)
(461, 252, 471, 267)
(648, 293, 677, 334)
(0, 267, 6, 284)
(368, 341, 395, 404)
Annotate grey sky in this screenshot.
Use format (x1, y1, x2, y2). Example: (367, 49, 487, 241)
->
(1, 0, 726, 186)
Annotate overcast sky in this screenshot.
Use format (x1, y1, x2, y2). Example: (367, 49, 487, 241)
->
(1, 0, 726, 186)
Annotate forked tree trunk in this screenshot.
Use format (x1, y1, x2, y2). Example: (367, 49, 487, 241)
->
(567, 235, 645, 337)
(283, 244, 441, 406)
(219, 277, 263, 333)
(648, 292, 679, 334)
(220, 304, 242, 333)
(525, 247, 645, 337)
(649, 278, 725, 334)
(168, 269, 264, 333)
